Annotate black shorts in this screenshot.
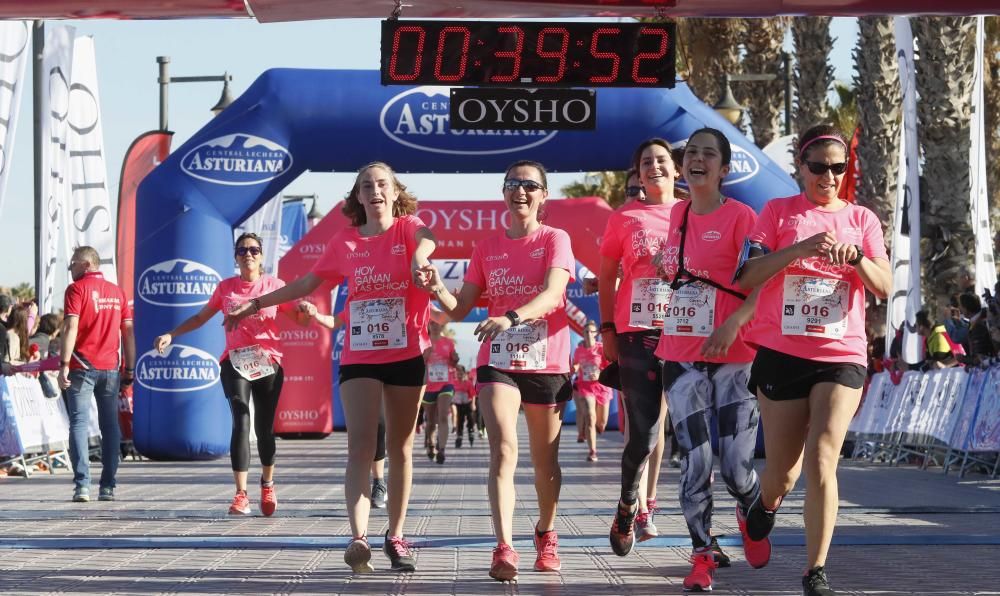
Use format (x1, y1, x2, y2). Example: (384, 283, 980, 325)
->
(422, 384, 455, 405)
(748, 346, 866, 401)
(476, 366, 572, 407)
(339, 355, 426, 387)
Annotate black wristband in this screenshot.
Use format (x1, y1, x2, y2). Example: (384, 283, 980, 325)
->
(250, 298, 262, 312)
(847, 244, 865, 266)
(600, 322, 616, 333)
(504, 310, 521, 326)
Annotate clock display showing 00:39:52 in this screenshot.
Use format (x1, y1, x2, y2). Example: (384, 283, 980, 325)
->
(380, 20, 676, 88)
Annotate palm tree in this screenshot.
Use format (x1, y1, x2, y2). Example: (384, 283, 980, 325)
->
(913, 17, 977, 309)
(853, 16, 901, 239)
(827, 82, 858, 139)
(561, 171, 630, 209)
(677, 18, 742, 106)
(12, 282, 34, 301)
(738, 17, 791, 148)
(792, 17, 834, 134)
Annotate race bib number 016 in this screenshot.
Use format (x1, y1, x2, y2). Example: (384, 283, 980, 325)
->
(781, 275, 849, 339)
(629, 278, 673, 329)
(489, 320, 548, 371)
(663, 282, 716, 337)
(229, 344, 275, 381)
(349, 298, 408, 351)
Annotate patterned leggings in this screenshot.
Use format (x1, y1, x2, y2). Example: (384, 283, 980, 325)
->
(663, 360, 761, 549)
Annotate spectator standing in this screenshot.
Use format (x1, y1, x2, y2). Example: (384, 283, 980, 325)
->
(58, 246, 135, 503)
(959, 293, 996, 365)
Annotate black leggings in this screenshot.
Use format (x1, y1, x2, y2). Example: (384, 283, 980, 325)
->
(455, 403, 475, 435)
(375, 414, 386, 462)
(220, 359, 284, 472)
(617, 331, 666, 505)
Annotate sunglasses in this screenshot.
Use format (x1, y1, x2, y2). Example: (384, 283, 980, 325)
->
(803, 160, 848, 176)
(503, 179, 545, 193)
(235, 246, 262, 256)
(625, 185, 644, 198)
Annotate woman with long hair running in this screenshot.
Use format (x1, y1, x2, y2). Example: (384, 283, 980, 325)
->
(572, 320, 611, 462)
(225, 161, 437, 574)
(421, 320, 459, 463)
(419, 159, 574, 582)
(736, 124, 891, 596)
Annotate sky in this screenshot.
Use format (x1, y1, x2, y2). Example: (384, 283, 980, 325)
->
(0, 16, 858, 290)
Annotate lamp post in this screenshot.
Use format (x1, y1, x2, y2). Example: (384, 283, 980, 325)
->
(713, 51, 793, 136)
(157, 55, 234, 131)
(283, 193, 323, 228)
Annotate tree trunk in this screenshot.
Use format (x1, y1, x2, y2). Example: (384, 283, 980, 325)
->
(792, 17, 834, 135)
(738, 17, 790, 148)
(985, 18, 1000, 252)
(679, 18, 742, 106)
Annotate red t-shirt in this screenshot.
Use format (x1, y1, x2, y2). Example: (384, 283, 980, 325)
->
(207, 275, 296, 365)
(425, 336, 457, 391)
(64, 272, 132, 371)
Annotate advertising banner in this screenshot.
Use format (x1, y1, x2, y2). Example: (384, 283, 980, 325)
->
(0, 375, 71, 456)
(278, 199, 307, 261)
(0, 21, 29, 220)
(969, 367, 1000, 452)
(235, 194, 282, 275)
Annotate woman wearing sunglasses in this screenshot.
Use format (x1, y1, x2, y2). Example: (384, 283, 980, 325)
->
(418, 160, 574, 582)
(224, 161, 438, 574)
(599, 138, 680, 556)
(735, 124, 891, 596)
(153, 233, 303, 517)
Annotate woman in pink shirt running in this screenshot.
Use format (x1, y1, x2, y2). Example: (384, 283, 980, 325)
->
(419, 160, 574, 582)
(572, 320, 611, 462)
(735, 124, 891, 596)
(225, 162, 437, 575)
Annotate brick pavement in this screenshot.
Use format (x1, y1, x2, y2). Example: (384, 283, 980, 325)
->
(2, 421, 999, 595)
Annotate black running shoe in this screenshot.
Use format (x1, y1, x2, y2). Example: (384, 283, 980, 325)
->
(802, 566, 837, 596)
(371, 477, 387, 509)
(383, 532, 416, 572)
(709, 536, 731, 568)
(609, 501, 637, 556)
(746, 494, 779, 542)
(436, 452, 446, 465)
(456, 436, 462, 448)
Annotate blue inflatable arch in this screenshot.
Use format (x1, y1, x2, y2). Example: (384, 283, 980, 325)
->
(133, 68, 799, 460)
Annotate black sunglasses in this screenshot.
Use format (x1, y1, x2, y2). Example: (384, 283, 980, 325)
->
(235, 246, 262, 256)
(625, 185, 644, 198)
(503, 179, 545, 193)
(803, 160, 848, 176)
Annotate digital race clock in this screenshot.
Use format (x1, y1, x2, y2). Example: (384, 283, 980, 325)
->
(381, 20, 676, 88)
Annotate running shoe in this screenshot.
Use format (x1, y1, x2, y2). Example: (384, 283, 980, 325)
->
(635, 510, 659, 542)
(736, 503, 771, 568)
(72, 487, 90, 503)
(533, 529, 561, 571)
(228, 490, 251, 515)
(646, 498, 660, 537)
(587, 450, 598, 462)
(745, 493, 780, 542)
(260, 481, 277, 517)
(708, 536, 731, 568)
(469, 432, 475, 446)
(802, 566, 837, 596)
(609, 501, 637, 556)
(98, 487, 115, 502)
(426, 443, 436, 461)
(371, 477, 387, 509)
(436, 451, 446, 465)
(383, 532, 417, 572)
(344, 536, 375, 573)
(669, 455, 681, 468)
(683, 551, 718, 592)
(456, 436, 463, 448)
(577, 435, 585, 443)
(489, 543, 520, 581)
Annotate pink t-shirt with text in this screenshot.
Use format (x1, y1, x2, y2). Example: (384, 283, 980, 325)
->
(425, 335, 457, 391)
(746, 194, 888, 366)
(599, 201, 677, 333)
(452, 379, 476, 405)
(312, 214, 431, 366)
(465, 225, 575, 374)
(208, 275, 295, 365)
(573, 342, 611, 400)
(654, 199, 758, 364)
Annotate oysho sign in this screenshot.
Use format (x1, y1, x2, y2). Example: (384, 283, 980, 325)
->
(138, 258, 221, 307)
(136, 345, 221, 393)
(379, 86, 558, 155)
(181, 133, 293, 186)
(450, 88, 596, 131)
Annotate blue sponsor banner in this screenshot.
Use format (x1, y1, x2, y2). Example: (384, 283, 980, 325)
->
(279, 199, 308, 259)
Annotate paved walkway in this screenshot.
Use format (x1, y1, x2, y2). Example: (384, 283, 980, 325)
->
(2, 420, 999, 595)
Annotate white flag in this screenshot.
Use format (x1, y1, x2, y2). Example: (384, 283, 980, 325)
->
(235, 196, 284, 276)
(888, 17, 922, 364)
(0, 21, 30, 220)
(68, 36, 116, 281)
(970, 17, 996, 297)
(38, 25, 75, 313)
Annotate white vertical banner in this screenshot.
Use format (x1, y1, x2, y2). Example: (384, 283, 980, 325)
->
(888, 17, 922, 365)
(67, 36, 116, 281)
(38, 25, 75, 313)
(970, 17, 996, 296)
(235, 196, 283, 276)
(0, 21, 30, 219)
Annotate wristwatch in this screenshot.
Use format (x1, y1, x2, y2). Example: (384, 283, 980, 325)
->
(504, 310, 521, 326)
(847, 244, 865, 266)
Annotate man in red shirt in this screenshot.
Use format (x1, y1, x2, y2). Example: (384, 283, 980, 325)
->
(57, 246, 136, 503)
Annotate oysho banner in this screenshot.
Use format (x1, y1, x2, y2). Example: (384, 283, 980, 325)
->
(0, 21, 30, 220)
(235, 194, 282, 275)
(68, 36, 115, 281)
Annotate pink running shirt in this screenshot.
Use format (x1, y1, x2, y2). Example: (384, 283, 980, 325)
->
(654, 199, 758, 364)
(452, 379, 475, 405)
(208, 275, 295, 365)
(746, 193, 888, 366)
(311, 214, 431, 366)
(425, 336, 457, 391)
(573, 342, 612, 401)
(465, 225, 575, 374)
(599, 201, 677, 333)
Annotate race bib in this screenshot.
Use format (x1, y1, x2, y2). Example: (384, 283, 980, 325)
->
(349, 298, 407, 351)
(628, 278, 673, 329)
(581, 362, 600, 382)
(663, 282, 716, 337)
(489, 320, 548, 371)
(428, 363, 450, 383)
(781, 275, 849, 339)
(453, 390, 471, 405)
(229, 344, 275, 381)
